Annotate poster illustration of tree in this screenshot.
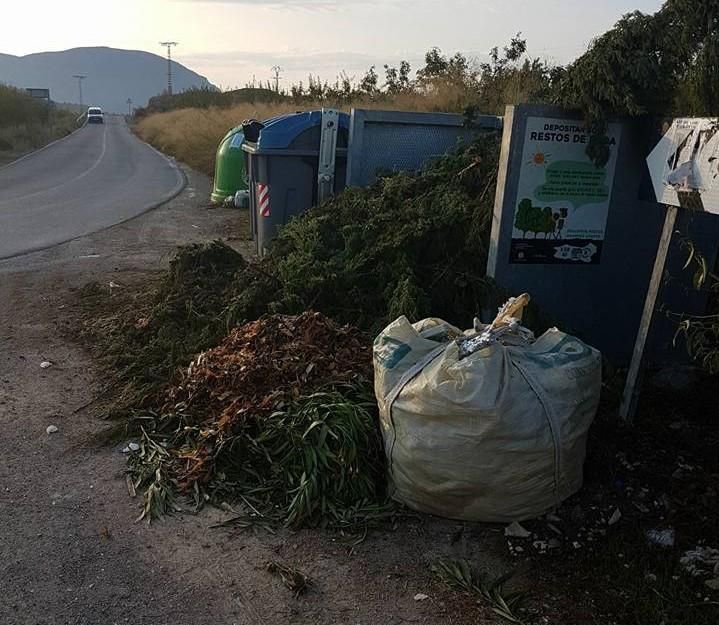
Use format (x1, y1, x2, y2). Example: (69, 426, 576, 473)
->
(510, 117, 621, 264)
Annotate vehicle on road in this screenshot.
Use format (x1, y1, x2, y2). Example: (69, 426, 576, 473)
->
(87, 107, 104, 124)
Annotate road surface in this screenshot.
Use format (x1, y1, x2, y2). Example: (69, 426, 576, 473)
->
(0, 115, 184, 259)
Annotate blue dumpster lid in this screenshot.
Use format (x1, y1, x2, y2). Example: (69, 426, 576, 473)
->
(255, 110, 350, 150)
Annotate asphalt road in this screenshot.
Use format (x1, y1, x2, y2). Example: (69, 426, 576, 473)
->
(0, 115, 184, 259)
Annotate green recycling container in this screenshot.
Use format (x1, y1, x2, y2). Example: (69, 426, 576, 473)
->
(210, 126, 248, 204)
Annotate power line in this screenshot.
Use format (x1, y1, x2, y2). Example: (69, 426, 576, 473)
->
(72, 74, 86, 107)
(160, 42, 179, 95)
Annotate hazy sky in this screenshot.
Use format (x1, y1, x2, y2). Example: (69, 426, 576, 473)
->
(5, 0, 664, 89)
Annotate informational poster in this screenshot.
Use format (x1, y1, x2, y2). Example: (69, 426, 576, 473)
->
(510, 117, 621, 264)
(646, 117, 719, 213)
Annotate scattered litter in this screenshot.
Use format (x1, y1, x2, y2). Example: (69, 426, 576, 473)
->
(191, 224, 200, 229)
(40, 361, 52, 369)
(78, 254, 101, 259)
(46, 425, 59, 434)
(680, 547, 719, 577)
(125, 475, 136, 498)
(121, 447, 130, 454)
(607, 508, 622, 526)
(572, 541, 582, 550)
(108, 281, 122, 289)
(533, 540, 548, 552)
(128, 442, 140, 452)
(505, 521, 531, 539)
(413, 593, 429, 601)
(646, 528, 675, 548)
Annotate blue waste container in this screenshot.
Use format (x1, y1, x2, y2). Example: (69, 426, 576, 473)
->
(242, 110, 350, 255)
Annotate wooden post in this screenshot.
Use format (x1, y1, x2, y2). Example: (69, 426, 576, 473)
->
(619, 204, 679, 422)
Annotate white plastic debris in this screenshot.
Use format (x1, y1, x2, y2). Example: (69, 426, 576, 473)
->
(505, 521, 531, 538)
(46, 425, 59, 434)
(128, 442, 140, 452)
(680, 546, 719, 577)
(647, 528, 675, 548)
(533, 540, 548, 551)
(40, 361, 52, 369)
(608, 508, 622, 526)
(413, 593, 429, 602)
(109, 281, 121, 289)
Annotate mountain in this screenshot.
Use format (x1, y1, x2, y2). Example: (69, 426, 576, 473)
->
(0, 47, 216, 113)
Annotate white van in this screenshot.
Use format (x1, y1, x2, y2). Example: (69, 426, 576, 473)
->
(87, 107, 104, 124)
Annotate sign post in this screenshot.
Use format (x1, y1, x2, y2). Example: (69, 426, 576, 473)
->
(620, 117, 719, 421)
(619, 204, 678, 420)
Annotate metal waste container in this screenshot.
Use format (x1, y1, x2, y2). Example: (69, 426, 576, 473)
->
(242, 109, 350, 255)
(210, 125, 248, 204)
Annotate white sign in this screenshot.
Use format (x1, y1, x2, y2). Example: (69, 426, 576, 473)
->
(646, 117, 719, 213)
(509, 116, 621, 265)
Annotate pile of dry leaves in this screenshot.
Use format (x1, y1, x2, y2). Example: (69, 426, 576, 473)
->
(162, 311, 372, 432)
(130, 312, 388, 528)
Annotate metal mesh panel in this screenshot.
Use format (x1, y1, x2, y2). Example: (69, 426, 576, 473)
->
(359, 123, 471, 184)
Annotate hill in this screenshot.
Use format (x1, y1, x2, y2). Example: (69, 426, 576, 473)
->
(0, 47, 216, 113)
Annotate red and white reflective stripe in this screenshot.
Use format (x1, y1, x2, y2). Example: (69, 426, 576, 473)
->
(257, 183, 271, 217)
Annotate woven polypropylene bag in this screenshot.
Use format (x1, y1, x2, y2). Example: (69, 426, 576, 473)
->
(373, 315, 601, 522)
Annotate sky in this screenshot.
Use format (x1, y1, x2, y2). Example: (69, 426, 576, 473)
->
(4, 0, 665, 89)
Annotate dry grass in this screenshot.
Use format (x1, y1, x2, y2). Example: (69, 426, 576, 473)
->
(133, 92, 471, 177)
(134, 102, 309, 176)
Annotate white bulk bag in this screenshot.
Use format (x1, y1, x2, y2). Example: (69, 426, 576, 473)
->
(373, 295, 601, 522)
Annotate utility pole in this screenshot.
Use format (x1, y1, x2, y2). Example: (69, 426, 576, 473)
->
(127, 98, 133, 116)
(72, 74, 87, 107)
(271, 65, 283, 93)
(159, 42, 178, 95)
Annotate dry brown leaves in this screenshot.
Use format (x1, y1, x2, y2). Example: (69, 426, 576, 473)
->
(162, 311, 371, 431)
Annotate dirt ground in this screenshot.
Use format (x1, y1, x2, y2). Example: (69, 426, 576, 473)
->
(0, 169, 511, 625)
(4, 164, 716, 625)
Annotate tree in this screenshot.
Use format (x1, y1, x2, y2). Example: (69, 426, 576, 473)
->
(417, 48, 449, 83)
(558, 1, 719, 162)
(359, 66, 379, 98)
(416, 48, 477, 96)
(383, 61, 412, 95)
(514, 198, 534, 238)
